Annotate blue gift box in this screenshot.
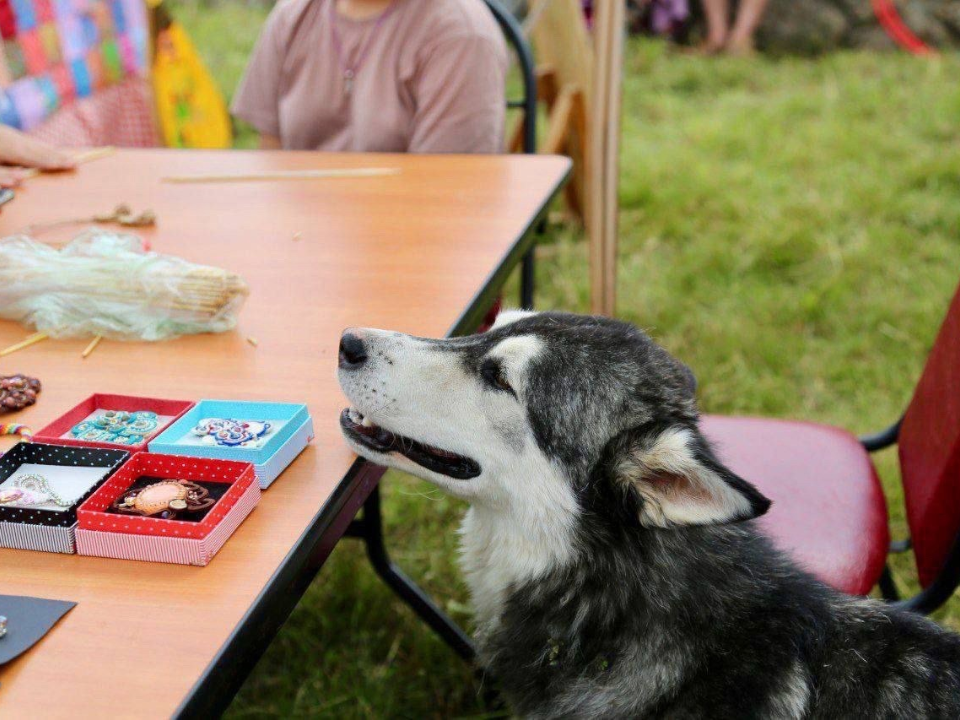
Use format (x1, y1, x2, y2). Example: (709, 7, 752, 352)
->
(148, 400, 314, 489)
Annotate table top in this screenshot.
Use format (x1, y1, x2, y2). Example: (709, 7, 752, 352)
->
(0, 149, 570, 718)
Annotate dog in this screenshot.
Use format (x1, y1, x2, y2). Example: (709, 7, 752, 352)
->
(337, 310, 960, 718)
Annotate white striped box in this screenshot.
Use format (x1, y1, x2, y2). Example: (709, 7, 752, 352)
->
(0, 520, 77, 554)
(76, 477, 260, 566)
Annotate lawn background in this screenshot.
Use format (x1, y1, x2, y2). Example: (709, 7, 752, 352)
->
(168, 2, 960, 715)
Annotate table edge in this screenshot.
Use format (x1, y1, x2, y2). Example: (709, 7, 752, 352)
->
(173, 157, 572, 718)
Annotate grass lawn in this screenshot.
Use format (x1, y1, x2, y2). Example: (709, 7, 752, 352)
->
(171, 2, 960, 715)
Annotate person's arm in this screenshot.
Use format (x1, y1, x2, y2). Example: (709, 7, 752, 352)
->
(408, 34, 508, 154)
(232, 7, 286, 147)
(0, 125, 76, 173)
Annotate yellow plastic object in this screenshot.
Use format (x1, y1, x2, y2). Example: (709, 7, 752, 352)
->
(152, 22, 233, 149)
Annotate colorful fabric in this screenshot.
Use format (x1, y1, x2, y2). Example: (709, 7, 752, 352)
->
(0, 0, 147, 132)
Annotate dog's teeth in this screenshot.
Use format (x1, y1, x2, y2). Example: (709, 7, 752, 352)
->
(361, 417, 373, 428)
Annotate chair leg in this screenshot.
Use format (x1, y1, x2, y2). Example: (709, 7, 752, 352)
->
(520, 249, 535, 310)
(348, 485, 477, 662)
(879, 564, 901, 602)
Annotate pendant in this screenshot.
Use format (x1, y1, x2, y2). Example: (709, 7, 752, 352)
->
(343, 69, 355, 95)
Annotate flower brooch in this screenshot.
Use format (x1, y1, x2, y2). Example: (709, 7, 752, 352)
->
(111, 479, 215, 519)
(71, 410, 160, 445)
(192, 418, 272, 448)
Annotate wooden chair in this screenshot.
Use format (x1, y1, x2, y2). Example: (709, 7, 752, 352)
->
(701, 278, 960, 613)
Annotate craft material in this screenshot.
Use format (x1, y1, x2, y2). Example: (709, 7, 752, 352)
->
(111, 479, 215, 519)
(161, 168, 401, 184)
(20, 204, 156, 237)
(0, 615, 6, 638)
(0, 333, 49, 357)
(192, 418, 271, 448)
(14, 474, 72, 507)
(0, 230, 249, 340)
(0, 423, 34, 442)
(0, 374, 41, 413)
(81, 336, 103, 359)
(246, 336, 259, 347)
(71, 410, 159, 445)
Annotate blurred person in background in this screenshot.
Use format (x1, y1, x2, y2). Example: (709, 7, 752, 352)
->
(233, 0, 508, 153)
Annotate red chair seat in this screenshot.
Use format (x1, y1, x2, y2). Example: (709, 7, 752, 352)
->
(701, 415, 890, 595)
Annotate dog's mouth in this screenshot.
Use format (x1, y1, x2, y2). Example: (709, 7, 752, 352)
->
(340, 408, 481, 480)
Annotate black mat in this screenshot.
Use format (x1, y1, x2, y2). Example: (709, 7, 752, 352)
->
(0, 594, 76, 666)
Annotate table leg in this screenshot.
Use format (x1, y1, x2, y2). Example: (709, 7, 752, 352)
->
(520, 249, 535, 310)
(346, 483, 477, 662)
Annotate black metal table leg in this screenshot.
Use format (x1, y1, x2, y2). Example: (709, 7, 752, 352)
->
(346, 483, 477, 662)
(520, 249, 535, 310)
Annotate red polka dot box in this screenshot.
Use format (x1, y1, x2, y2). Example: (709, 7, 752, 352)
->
(75, 452, 260, 566)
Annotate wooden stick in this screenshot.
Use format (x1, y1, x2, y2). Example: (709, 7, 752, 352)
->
(20, 146, 117, 180)
(81, 335, 103, 359)
(161, 168, 402, 184)
(601, 0, 624, 316)
(0, 332, 49, 357)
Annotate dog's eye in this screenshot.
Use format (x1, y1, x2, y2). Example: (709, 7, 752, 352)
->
(481, 360, 514, 395)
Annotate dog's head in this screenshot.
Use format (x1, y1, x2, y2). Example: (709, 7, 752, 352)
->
(338, 311, 770, 528)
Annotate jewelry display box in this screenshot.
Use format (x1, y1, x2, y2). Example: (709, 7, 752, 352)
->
(76, 452, 260, 567)
(33, 394, 195, 452)
(0, 443, 130, 554)
(148, 400, 314, 489)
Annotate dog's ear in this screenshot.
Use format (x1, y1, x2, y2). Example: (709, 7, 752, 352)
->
(613, 424, 770, 528)
(490, 309, 538, 331)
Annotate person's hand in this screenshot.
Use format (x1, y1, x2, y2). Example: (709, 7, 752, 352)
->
(0, 125, 76, 171)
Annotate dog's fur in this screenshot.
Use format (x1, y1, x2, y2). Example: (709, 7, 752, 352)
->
(337, 311, 960, 718)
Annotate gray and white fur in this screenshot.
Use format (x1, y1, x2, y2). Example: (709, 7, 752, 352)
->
(337, 310, 960, 719)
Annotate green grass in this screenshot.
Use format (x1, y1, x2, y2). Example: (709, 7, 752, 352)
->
(171, 4, 960, 715)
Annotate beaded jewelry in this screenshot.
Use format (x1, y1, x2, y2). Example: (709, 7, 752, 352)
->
(70, 410, 159, 445)
(0, 615, 6, 638)
(12, 474, 74, 507)
(192, 418, 272, 448)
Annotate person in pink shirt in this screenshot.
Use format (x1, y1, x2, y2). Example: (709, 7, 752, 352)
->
(232, 0, 509, 153)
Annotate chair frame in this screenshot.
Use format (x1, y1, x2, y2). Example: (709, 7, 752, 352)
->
(860, 418, 960, 614)
(485, 0, 539, 309)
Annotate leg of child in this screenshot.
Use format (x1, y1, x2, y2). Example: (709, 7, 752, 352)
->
(726, 0, 769, 54)
(700, 0, 730, 53)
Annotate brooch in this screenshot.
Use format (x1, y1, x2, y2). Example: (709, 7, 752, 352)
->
(71, 410, 160, 445)
(0, 374, 41, 414)
(112, 479, 215, 519)
(192, 418, 272, 448)
(0, 474, 73, 508)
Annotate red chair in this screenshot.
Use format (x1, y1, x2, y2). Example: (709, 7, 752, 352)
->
(701, 278, 960, 613)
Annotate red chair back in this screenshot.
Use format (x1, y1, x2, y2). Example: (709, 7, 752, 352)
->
(900, 279, 960, 587)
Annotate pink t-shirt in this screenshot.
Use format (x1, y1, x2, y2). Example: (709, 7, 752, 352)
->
(232, 0, 508, 153)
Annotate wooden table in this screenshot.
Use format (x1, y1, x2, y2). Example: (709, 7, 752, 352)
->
(0, 150, 570, 718)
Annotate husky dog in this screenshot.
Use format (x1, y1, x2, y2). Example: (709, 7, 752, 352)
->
(337, 311, 960, 718)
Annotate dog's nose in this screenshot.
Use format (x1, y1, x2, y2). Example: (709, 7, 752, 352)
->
(339, 332, 368, 369)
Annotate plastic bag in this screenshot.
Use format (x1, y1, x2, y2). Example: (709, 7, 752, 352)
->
(0, 230, 249, 340)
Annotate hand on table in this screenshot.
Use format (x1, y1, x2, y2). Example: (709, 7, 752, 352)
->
(0, 125, 77, 180)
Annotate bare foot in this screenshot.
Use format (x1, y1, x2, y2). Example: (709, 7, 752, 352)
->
(683, 39, 726, 55)
(724, 36, 757, 56)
